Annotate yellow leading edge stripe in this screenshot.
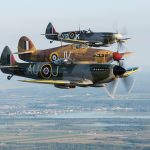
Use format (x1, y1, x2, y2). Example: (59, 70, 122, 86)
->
(19, 80, 70, 84)
(123, 67, 139, 77)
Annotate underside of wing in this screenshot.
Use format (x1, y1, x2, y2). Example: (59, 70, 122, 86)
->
(62, 38, 89, 44)
(74, 79, 93, 86)
(19, 79, 93, 87)
(19, 79, 71, 85)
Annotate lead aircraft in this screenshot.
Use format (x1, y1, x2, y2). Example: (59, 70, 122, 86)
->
(0, 46, 138, 97)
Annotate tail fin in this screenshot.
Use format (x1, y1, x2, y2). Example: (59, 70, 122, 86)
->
(0, 46, 17, 66)
(17, 36, 37, 61)
(45, 22, 58, 39)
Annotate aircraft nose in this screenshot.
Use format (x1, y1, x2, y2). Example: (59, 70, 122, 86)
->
(113, 52, 122, 61)
(113, 65, 126, 76)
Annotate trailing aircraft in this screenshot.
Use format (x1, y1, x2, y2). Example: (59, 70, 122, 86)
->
(0, 46, 138, 97)
(15, 36, 132, 65)
(42, 22, 130, 48)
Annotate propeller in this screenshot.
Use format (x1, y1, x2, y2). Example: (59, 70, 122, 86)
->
(121, 75, 135, 94)
(106, 27, 133, 66)
(105, 79, 119, 98)
(104, 27, 134, 97)
(106, 50, 133, 68)
(111, 33, 133, 67)
(106, 76, 135, 98)
(112, 25, 131, 52)
(114, 51, 134, 68)
(105, 65, 136, 97)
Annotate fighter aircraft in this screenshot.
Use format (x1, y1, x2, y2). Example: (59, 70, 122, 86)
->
(1, 46, 138, 96)
(15, 36, 132, 65)
(42, 22, 130, 48)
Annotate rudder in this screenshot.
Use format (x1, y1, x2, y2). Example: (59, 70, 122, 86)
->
(18, 36, 37, 61)
(0, 46, 16, 66)
(45, 22, 57, 39)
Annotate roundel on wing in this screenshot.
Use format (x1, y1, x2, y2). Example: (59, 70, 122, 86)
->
(40, 64, 51, 79)
(69, 32, 76, 39)
(49, 52, 59, 62)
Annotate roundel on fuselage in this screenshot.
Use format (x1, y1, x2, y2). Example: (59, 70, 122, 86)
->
(49, 52, 59, 62)
(40, 64, 51, 79)
(69, 32, 76, 39)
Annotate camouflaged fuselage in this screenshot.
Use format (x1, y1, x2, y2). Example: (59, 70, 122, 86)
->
(1, 62, 115, 84)
(18, 36, 114, 63)
(46, 30, 117, 46)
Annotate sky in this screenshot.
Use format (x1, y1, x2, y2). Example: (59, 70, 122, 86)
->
(0, 0, 149, 82)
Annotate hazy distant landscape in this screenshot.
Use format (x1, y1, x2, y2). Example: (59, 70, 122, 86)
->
(0, 71, 150, 150)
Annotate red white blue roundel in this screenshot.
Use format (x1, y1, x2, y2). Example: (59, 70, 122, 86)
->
(51, 53, 58, 61)
(41, 65, 51, 78)
(69, 32, 76, 39)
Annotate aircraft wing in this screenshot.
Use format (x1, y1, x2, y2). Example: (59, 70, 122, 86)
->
(19, 79, 93, 86)
(123, 67, 139, 77)
(19, 79, 71, 85)
(74, 79, 93, 86)
(62, 38, 89, 44)
(62, 39, 104, 47)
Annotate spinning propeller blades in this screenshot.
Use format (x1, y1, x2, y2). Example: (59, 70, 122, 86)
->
(113, 26, 131, 52)
(105, 66, 136, 98)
